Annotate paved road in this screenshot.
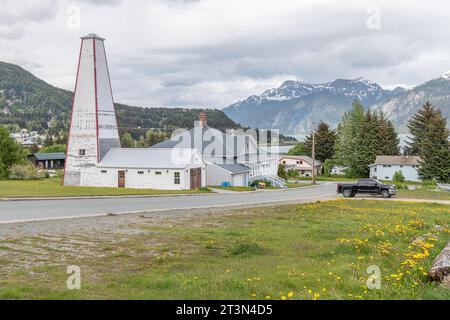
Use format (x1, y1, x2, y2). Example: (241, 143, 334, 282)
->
(0, 183, 338, 224)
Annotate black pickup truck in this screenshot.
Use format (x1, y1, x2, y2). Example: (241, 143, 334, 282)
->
(337, 179, 397, 198)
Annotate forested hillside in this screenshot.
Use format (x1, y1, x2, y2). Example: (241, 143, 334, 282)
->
(0, 61, 243, 142)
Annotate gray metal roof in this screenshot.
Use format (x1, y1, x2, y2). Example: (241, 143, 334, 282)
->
(213, 163, 250, 174)
(371, 155, 420, 166)
(32, 152, 66, 161)
(152, 126, 250, 156)
(98, 148, 200, 169)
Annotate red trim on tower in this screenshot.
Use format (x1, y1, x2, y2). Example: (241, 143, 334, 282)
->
(63, 39, 83, 185)
(103, 40, 120, 142)
(93, 38, 100, 162)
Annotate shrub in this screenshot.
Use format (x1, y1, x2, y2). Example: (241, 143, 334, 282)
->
(249, 179, 272, 187)
(226, 242, 266, 256)
(8, 163, 46, 180)
(393, 170, 405, 183)
(277, 164, 288, 180)
(287, 168, 299, 178)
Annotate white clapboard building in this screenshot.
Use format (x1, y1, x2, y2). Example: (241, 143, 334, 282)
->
(152, 112, 281, 187)
(63, 34, 205, 190)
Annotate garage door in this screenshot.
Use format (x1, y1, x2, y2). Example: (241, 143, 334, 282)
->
(232, 174, 245, 187)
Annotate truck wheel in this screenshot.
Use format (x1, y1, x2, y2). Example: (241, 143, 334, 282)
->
(381, 190, 391, 198)
(343, 189, 352, 198)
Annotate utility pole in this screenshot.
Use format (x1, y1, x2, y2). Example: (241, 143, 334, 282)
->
(312, 128, 316, 184)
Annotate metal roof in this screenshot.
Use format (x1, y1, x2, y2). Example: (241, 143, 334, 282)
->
(279, 155, 322, 166)
(32, 152, 66, 161)
(212, 163, 250, 174)
(152, 125, 252, 156)
(98, 148, 200, 169)
(371, 155, 420, 166)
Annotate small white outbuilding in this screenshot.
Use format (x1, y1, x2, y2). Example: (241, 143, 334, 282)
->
(92, 148, 206, 190)
(369, 155, 421, 182)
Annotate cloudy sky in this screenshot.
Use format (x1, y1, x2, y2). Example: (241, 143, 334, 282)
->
(1, 0, 450, 108)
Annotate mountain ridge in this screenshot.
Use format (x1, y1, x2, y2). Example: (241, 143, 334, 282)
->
(223, 74, 450, 135)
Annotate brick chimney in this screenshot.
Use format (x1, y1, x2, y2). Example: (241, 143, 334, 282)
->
(199, 112, 208, 127)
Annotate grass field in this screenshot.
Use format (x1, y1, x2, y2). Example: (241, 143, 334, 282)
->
(397, 189, 450, 200)
(211, 186, 255, 192)
(0, 178, 211, 198)
(0, 200, 449, 299)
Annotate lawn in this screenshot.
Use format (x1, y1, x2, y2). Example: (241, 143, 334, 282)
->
(0, 178, 211, 198)
(397, 188, 450, 200)
(211, 186, 255, 192)
(0, 200, 449, 299)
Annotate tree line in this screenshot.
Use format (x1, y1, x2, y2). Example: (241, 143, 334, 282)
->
(288, 100, 450, 182)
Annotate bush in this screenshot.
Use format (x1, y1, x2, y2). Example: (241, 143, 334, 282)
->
(287, 168, 299, 178)
(226, 242, 266, 256)
(249, 179, 272, 187)
(323, 159, 334, 177)
(8, 163, 46, 180)
(393, 170, 405, 183)
(277, 164, 288, 180)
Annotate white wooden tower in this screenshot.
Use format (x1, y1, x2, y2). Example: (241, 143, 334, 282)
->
(64, 34, 120, 186)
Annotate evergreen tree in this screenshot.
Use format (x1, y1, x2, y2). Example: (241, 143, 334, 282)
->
(406, 101, 440, 155)
(121, 133, 134, 148)
(333, 100, 365, 174)
(44, 134, 54, 147)
(375, 112, 400, 155)
(287, 142, 307, 156)
(0, 126, 23, 178)
(334, 101, 400, 178)
(304, 121, 336, 162)
(277, 164, 288, 180)
(417, 114, 450, 182)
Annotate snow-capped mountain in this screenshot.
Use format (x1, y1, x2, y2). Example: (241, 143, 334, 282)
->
(223, 74, 450, 136)
(223, 77, 397, 135)
(372, 72, 450, 132)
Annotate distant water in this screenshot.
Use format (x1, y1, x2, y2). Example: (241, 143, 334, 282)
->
(292, 134, 411, 148)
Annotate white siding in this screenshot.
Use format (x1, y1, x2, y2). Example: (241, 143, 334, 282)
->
(370, 164, 420, 182)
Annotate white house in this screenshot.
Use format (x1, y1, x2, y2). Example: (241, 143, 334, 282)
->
(64, 34, 205, 190)
(152, 112, 280, 187)
(279, 155, 322, 177)
(369, 155, 421, 182)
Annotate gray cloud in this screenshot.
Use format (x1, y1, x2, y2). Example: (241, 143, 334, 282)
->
(1, 0, 450, 107)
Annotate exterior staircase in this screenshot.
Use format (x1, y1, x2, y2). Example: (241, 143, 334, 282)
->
(251, 174, 287, 189)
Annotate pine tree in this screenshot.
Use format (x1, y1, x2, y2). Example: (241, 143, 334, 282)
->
(417, 114, 450, 182)
(406, 101, 440, 155)
(304, 121, 336, 162)
(334, 101, 400, 178)
(333, 100, 365, 173)
(121, 133, 134, 148)
(0, 126, 23, 178)
(375, 112, 400, 155)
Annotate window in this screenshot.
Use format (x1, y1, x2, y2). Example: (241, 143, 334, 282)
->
(383, 165, 387, 167)
(79, 149, 85, 156)
(282, 161, 286, 164)
(174, 172, 180, 184)
(101, 170, 107, 174)
(388, 165, 392, 168)
(155, 171, 162, 175)
(400, 165, 403, 168)
(137, 171, 144, 175)
(374, 167, 377, 172)
(296, 161, 300, 164)
(385, 176, 389, 179)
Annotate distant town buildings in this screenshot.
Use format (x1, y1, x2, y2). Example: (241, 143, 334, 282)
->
(10, 129, 43, 147)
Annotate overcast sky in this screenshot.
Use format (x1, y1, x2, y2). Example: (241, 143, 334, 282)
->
(1, 0, 450, 108)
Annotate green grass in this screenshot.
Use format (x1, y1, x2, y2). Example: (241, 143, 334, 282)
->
(294, 176, 357, 182)
(1, 200, 449, 299)
(211, 186, 255, 192)
(0, 178, 211, 198)
(285, 182, 313, 188)
(397, 188, 450, 200)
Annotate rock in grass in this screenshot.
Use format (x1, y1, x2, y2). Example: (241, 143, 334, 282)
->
(428, 241, 450, 281)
